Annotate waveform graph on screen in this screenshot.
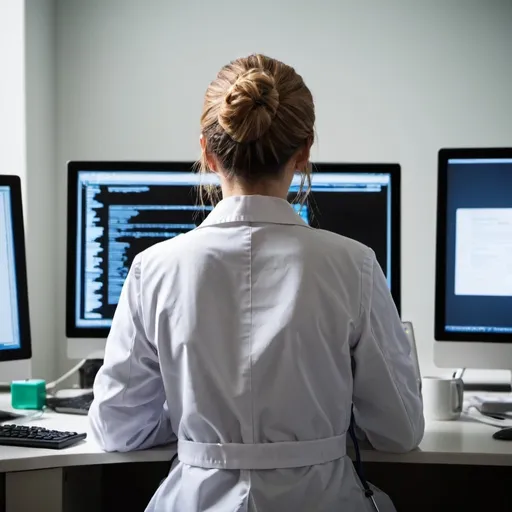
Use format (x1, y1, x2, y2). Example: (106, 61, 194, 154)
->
(77, 171, 212, 327)
(84, 183, 104, 323)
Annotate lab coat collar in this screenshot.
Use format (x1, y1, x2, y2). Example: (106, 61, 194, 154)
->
(199, 195, 309, 228)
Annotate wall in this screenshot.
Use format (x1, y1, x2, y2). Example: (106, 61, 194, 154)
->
(55, 0, 512, 377)
(0, 0, 29, 380)
(0, 1, 25, 187)
(25, 0, 58, 380)
(0, 0, 57, 381)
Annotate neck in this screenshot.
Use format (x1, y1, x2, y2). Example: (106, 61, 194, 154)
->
(220, 176, 291, 200)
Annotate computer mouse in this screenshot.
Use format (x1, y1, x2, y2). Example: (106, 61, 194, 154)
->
(492, 427, 512, 441)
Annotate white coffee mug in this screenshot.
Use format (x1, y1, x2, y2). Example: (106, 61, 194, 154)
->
(422, 377, 463, 421)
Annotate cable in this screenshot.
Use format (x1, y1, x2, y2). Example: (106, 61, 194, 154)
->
(45, 359, 87, 392)
(16, 408, 46, 423)
(349, 405, 380, 510)
(349, 411, 371, 495)
(464, 407, 509, 428)
(452, 368, 466, 379)
(1, 357, 94, 393)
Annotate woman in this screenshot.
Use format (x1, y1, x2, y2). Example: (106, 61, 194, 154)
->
(89, 54, 424, 511)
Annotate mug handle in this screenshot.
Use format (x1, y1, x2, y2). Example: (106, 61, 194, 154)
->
(451, 378, 464, 413)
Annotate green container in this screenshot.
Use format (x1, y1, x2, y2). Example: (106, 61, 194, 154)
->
(11, 379, 46, 410)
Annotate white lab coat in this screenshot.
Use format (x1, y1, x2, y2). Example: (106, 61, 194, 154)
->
(89, 195, 424, 512)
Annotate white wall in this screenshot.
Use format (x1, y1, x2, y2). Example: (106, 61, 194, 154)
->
(0, 1, 25, 186)
(0, 1, 58, 381)
(25, 0, 58, 380)
(0, 0, 29, 380)
(55, 0, 512, 377)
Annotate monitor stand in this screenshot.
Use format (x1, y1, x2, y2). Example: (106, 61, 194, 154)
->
(67, 338, 105, 360)
(462, 369, 512, 393)
(0, 359, 31, 383)
(0, 360, 31, 422)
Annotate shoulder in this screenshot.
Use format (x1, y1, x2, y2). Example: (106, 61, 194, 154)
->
(139, 229, 201, 266)
(304, 227, 374, 268)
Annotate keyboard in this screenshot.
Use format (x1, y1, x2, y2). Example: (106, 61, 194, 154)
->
(0, 424, 87, 449)
(46, 392, 93, 415)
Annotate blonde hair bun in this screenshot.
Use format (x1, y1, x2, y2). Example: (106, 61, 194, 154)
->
(200, 54, 314, 189)
(217, 69, 280, 144)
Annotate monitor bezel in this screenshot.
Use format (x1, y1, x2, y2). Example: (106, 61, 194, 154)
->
(67, 161, 401, 339)
(0, 175, 32, 362)
(435, 147, 512, 343)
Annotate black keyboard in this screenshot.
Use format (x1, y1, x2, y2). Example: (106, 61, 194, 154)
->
(0, 424, 87, 449)
(46, 392, 93, 415)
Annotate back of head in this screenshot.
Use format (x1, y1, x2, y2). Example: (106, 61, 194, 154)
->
(200, 54, 315, 183)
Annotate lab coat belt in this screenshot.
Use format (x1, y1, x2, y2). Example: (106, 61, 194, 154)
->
(177, 433, 347, 470)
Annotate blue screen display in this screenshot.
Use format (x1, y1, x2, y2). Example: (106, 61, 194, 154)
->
(444, 158, 512, 334)
(0, 186, 21, 350)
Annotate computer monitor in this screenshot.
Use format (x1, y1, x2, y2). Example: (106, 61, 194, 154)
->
(0, 176, 31, 381)
(292, 163, 400, 310)
(435, 148, 512, 372)
(67, 161, 400, 359)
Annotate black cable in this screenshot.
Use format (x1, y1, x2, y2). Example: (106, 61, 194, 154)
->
(348, 405, 374, 498)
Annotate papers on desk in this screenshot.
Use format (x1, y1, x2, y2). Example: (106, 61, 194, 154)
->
(464, 395, 512, 428)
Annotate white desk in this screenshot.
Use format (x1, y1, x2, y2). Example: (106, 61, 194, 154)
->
(1, 393, 512, 511)
(360, 418, 512, 466)
(0, 411, 175, 474)
(0, 395, 175, 512)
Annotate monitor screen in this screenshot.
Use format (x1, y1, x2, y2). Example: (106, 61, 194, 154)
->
(0, 186, 21, 351)
(436, 150, 512, 341)
(289, 172, 394, 286)
(0, 178, 31, 361)
(67, 162, 400, 337)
